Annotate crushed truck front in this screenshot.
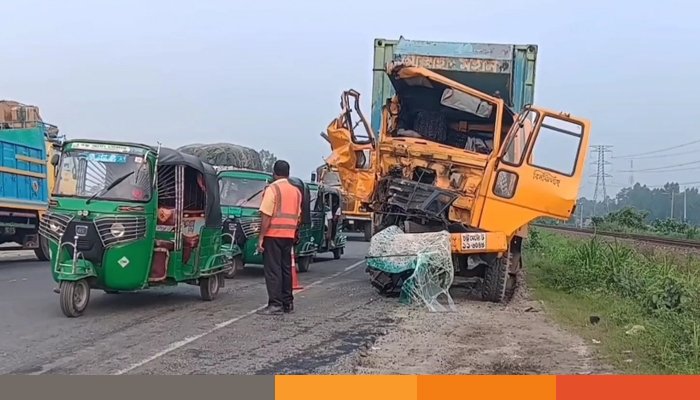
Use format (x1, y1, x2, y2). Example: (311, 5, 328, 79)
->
(325, 63, 590, 302)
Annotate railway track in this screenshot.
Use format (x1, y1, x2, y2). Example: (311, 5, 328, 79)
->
(532, 224, 700, 250)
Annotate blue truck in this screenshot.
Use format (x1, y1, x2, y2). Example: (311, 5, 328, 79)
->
(0, 101, 62, 259)
(371, 37, 538, 134)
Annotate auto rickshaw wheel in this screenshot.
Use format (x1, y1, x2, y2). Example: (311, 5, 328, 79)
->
(297, 255, 311, 273)
(332, 248, 342, 260)
(224, 256, 244, 279)
(59, 279, 90, 318)
(200, 275, 220, 301)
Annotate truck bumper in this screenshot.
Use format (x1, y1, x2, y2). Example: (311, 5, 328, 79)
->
(450, 231, 509, 254)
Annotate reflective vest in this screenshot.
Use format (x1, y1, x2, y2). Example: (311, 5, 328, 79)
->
(264, 179, 302, 239)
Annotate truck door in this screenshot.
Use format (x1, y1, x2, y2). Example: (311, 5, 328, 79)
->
(476, 107, 591, 237)
(323, 90, 376, 203)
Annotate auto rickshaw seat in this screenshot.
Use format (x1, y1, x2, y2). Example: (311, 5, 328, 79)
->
(182, 233, 200, 264)
(158, 207, 176, 225)
(155, 239, 175, 251)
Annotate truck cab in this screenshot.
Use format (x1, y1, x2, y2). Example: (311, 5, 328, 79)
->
(324, 63, 590, 302)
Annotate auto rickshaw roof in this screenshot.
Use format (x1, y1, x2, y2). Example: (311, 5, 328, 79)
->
(63, 139, 158, 153)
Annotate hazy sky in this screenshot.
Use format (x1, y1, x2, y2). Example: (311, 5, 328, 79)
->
(3, 0, 696, 198)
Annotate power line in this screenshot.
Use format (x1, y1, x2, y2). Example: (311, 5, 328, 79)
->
(616, 149, 700, 160)
(619, 166, 700, 174)
(614, 138, 700, 159)
(618, 159, 700, 173)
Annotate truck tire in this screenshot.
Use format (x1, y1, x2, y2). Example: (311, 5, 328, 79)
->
(363, 222, 372, 242)
(34, 235, 50, 261)
(482, 256, 509, 303)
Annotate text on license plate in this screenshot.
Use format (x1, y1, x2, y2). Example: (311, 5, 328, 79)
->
(461, 232, 487, 250)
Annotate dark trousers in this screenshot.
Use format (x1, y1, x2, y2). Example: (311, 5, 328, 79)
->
(263, 237, 294, 308)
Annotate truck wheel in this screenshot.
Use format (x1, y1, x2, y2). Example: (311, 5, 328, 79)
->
(363, 223, 372, 242)
(224, 256, 244, 279)
(297, 256, 312, 272)
(200, 276, 220, 301)
(505, 252, 521, 299)
(332, 248, 342, 260)
(34, 236, 50, 261)
(59, 279, 90, 318)
(482, 256, 509, 303)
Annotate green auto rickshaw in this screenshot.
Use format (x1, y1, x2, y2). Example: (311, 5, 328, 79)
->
(40, 140, 233, 317)
(217, 168, 346, 275)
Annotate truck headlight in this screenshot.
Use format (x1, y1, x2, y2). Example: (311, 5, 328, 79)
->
(110, 223, 125, 238)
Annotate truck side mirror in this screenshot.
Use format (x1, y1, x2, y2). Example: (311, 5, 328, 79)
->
(50, 154, 60, 167)
(311, 172, 317, 182)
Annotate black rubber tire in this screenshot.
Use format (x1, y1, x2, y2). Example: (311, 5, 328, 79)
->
(34, 235, 50, 261)
(297, 256, 312, 273)
(363, 222, 372, 242)
(59, 279, 90, 318)
(482, 256, 509, 303)
(199, 275, 220, 301)
(224, 256, 244, 279)
(505, 253, 521, 300)
(332, 248, 342, 260)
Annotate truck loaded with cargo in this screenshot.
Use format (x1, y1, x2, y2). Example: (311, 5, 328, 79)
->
(0, 100, 62, 259)
(324, 37, 591, 303)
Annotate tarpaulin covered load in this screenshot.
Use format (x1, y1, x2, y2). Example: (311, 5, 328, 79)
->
(0, 100, 59, 137)
(366, 225, 456, 312)
(178, 143, 263, 171)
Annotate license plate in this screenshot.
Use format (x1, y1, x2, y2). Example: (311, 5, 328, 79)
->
(75, 225, 89, 237)
(461, 232, 487, 250)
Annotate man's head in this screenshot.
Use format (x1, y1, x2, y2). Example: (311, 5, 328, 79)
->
(272, 160, 290, 180)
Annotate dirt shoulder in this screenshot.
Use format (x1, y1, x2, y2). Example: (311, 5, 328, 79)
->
(332, 283, 613, 374)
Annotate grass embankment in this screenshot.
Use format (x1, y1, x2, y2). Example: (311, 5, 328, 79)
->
(525, 229, 700, 374)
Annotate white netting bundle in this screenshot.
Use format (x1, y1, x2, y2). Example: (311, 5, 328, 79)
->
(367, 225, 456, 312)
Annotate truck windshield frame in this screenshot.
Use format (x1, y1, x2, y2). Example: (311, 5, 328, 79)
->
(54, 149, 153, 203)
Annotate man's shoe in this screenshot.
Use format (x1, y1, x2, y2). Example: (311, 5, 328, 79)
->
(283, 303, 294, 314)
(256, 305, 283, 315)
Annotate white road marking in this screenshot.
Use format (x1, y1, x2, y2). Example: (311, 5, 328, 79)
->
(112, 259, 366, 375)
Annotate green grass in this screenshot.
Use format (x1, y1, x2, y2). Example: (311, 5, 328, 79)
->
(525, 229, 700, 374)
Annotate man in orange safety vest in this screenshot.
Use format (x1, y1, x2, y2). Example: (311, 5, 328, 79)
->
(256, 160, 302, 315)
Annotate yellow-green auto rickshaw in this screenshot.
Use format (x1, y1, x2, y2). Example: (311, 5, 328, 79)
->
(40, 140, 233, 317)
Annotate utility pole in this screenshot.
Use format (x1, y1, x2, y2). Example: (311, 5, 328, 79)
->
(629, 159, 634, 186)
(684, 188, 687, 222)
(590, 145, 613, 216)
(671, 191, 675, 220)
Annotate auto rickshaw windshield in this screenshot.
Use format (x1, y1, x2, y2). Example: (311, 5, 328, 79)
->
(54, 149, 153, 202)
(219, 177, 268, 208)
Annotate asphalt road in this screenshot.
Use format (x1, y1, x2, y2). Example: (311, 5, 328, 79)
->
(0, 237, 398, 375)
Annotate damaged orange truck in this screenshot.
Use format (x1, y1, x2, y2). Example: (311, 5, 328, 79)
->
(324, 39, 590, 303)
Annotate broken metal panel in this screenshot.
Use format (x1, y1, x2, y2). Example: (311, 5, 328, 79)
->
(371, 37, 539, 135)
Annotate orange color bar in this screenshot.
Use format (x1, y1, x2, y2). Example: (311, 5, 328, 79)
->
(417, 375, 556, 400)
(275, 375, 418, 400)
(557, 375, 700, 400)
